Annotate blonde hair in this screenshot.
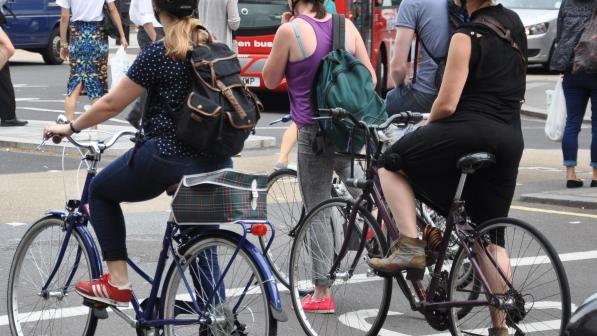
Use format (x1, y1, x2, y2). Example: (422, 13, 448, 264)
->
(164, 15, 211, 61)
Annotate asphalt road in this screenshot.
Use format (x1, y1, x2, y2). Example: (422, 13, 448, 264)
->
(1, 52, 596, 336)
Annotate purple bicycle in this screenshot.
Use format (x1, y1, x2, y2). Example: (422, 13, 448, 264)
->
(288, 109, 571, 336)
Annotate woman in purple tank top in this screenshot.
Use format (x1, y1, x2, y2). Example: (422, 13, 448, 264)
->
(263, 0, 376, 314)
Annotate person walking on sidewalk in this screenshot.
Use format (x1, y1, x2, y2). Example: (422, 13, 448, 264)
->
(263, 0, 375, 314)
(368, 1, 526, 334)
(57, 0, 128, 122)
(196, 0, 240, 49)
(0, 9, 27, 127)
(126, 0, 165, 128)
(550, 0, 597, 189)
(385, 0, 450, 115)
(43, 0, 231, 307)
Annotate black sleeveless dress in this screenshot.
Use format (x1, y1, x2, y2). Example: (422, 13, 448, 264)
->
(386, 4, 527, 225)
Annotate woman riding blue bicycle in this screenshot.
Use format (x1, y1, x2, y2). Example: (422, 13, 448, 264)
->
(43, 0, 231, 307)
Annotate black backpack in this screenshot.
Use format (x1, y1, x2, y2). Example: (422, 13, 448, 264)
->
(165, 29, 262, 158)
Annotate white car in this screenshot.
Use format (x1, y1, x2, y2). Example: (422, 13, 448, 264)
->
(499, 0, 561, 69)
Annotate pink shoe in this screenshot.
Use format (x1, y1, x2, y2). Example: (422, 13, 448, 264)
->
(301, 294, 335, 314)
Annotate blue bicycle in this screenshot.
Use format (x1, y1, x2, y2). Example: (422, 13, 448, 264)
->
(7, 120, 286, 336)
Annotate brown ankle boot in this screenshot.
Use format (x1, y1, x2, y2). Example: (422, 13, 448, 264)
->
(488, 327, 508, 336)
(368, 236, 426, 275)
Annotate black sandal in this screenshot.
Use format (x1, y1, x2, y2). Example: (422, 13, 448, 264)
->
(591, 180, 597, 188)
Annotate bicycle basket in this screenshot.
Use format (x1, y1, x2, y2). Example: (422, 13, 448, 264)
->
(171, 169, 268, 224)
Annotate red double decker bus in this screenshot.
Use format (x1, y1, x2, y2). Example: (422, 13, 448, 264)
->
(236, 0, 401, 93)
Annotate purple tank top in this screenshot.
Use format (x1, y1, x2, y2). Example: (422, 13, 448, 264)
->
(285, 15, 333, 129)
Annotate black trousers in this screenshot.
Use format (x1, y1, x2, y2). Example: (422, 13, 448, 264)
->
(0, 63, 16, 121)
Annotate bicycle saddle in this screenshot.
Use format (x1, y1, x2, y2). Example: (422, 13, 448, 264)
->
(456, 152, 496, 174)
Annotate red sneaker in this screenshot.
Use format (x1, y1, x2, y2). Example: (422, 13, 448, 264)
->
(75, 274, 132, 307)
(301, 294, 335, 314)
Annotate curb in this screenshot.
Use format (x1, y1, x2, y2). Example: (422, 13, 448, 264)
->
(0, 135, 277, 158)
(521, 105, 591, 124)
(519, 192, 597, 210)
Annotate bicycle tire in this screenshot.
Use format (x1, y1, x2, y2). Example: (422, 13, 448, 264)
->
(162, 232, 277, 336)
(447, 217, 571, 336)
(259, 168, 303, 289)
(289, 197, 392, 336)
(7, 216, 98, 336)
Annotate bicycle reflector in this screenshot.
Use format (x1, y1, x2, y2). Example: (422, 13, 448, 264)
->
(251, 224, 268, 237)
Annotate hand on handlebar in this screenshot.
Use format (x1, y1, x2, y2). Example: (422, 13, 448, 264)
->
(43, 123, 73, 143)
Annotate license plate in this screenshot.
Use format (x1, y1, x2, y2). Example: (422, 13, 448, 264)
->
(242, 76, 261, 87)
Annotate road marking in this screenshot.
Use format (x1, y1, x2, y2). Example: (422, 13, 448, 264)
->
(13, 84, 48, 88)
(4, 222, 27, 227)
(2, 249, 593, 328)
(15, 98, 39, 102)
(511, 205, 597, 219)
(340, 301, 576, 336)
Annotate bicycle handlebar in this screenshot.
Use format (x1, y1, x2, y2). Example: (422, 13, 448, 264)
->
(317, 108, 429, 130)
(50, 114, 137, 153)
(269, 114, 292, 126)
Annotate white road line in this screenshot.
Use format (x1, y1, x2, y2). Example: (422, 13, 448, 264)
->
(2, 250, 593, 327)
(15, 98, 39, 102)
(4, 222, 27, 227)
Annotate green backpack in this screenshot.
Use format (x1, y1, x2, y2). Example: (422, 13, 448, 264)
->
(311, 14, 387, 152)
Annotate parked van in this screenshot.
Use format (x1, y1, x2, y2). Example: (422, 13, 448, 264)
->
(2, 0, 62, 65)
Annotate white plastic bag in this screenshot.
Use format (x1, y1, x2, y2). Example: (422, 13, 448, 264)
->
(544, 77, 567, 142)
(110, 46, 130, 89)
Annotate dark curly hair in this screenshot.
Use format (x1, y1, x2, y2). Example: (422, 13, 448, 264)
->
(291, 0, 327, 19)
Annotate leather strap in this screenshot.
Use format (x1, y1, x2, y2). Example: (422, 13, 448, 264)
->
(473, 15, 527, 68)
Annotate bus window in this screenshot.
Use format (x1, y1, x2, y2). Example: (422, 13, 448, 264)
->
(237, 0, 289, 36)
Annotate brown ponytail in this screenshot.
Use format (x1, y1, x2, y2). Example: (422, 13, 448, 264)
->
(163, 15, 211, 61)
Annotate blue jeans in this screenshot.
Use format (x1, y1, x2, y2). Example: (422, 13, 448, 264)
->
(561, 71, 597, 167)
(385, 86, 436, 115)
(89, 138, 232, 261)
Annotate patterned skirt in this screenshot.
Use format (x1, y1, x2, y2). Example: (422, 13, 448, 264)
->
(67, 21, 109, 100)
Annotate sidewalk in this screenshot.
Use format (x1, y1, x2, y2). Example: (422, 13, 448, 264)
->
(0, 120, 276, 157)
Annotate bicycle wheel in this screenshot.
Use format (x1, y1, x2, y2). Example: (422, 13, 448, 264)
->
(162, 232, 277, 336)
(8, 216, 98, 336)
(448, 217, 571, 336)
(259, 168, 302, 289)
(289, 198, 392, 336)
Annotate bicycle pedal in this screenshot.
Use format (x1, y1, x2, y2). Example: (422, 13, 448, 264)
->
(83, 297, 108, 309)
(92, 307, 109, 319)
(405, 268, 425, 281)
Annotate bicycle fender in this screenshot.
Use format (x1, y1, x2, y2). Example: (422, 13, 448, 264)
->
(178, 230, 288, 322)
(40, 212, 103, 278)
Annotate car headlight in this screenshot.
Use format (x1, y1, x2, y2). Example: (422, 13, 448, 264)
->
(525, 22, 549, 36)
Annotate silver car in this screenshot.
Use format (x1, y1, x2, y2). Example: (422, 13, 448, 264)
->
(499, 0, 561, 69)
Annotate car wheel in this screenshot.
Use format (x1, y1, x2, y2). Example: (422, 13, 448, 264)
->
(41, 27, 63, 65)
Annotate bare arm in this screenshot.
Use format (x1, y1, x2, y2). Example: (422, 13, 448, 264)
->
(346, 19, 377, 87)
(262, 23, 292, 89)
(59, 8, 69, 60)
(108, 1, 128, 48)
(0, 28, 14, 69)
(428, 33, 471, 123)
(44, 78, 144, 138)
(389, 27, 414, 87)
(143, 22, 157, 42)
(227, 0, 241, 31)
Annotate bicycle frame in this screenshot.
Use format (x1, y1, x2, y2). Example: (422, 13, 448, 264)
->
(326, 115, 516, 314)
(38, 139, 285, 330)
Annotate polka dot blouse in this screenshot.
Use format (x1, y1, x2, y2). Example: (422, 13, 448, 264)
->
(127, 42, 200, 157)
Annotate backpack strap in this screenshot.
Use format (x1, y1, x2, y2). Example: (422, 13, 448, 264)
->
(472, 15, 527, 68)
(332, 14, 345, 51)
(290, 21, 308, 60)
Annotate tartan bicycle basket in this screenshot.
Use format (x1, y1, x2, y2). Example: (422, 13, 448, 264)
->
(171, 169, 268, 224)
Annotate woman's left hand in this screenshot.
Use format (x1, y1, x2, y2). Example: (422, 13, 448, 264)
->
(120, 37, 129, 49)
(43, 123, 72, 142)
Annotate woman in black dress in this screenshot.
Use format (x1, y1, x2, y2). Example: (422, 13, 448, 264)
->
(368, 1, 526, 335)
